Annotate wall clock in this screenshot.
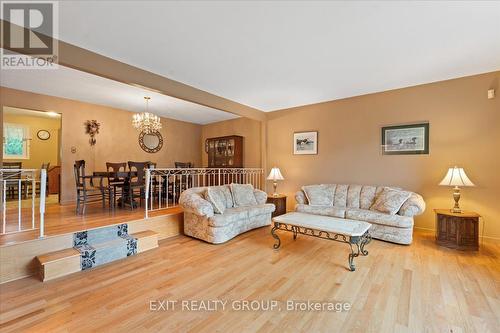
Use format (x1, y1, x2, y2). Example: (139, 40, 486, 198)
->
(37, 130, 50, 140)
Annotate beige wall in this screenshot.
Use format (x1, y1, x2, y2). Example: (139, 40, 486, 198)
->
(201, 117, 262, 168)
(3, 110, 61, 169)
(267, 72, 500, 240)
(1, 87, 202, 204)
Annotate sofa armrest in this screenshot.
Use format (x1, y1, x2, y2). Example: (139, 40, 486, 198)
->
(254, 189, 268, 205)
(179, 191, 214, 218)
(398, 192, 426, 217)
(295, 190, 307, 205)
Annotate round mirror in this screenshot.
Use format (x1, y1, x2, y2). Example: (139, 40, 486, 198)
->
(139, 130, 163, 153)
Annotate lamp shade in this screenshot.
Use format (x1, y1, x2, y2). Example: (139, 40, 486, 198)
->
(439, 166, 475, 187)
(267, 167, 284, 181)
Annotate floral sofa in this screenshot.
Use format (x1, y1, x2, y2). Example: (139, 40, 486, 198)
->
(295, 184, 425, 244)
(179, 184, 275, 244)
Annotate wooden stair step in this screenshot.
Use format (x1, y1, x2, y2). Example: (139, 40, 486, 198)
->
(36, 248, 81, 282)
(131, 230, 158, 253)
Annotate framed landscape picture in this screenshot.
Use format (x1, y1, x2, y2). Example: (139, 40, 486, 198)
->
(293, 131, 318, 155)
(381, 123, 429, 155)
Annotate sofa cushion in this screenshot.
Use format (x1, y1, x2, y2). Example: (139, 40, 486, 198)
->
(359, 186, 377, 209)
(220, 185, 235, 208)
(253, 189, 268, 205)
(370, 188, 411, 215)
(302, 184, 334, 206)
(347, 185, 362, 208)
(205, 188, 227, 214)
(295, 204, 345, 218)
(334, 184, 348, 207)
(247, 204, 275, 218)
(346, 208, 413, 228)
(208, 207, 249, 227)
(230, 183, 257, 207)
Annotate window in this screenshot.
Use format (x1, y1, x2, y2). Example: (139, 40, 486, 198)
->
(3, 123, 30, 159)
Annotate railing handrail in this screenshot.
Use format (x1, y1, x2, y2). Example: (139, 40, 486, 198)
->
(144, 167, 264, 217)
(0, 168, 46, 238)
(149, 167, 263, 171)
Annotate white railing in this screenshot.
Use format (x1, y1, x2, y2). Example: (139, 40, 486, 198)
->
(0, 168, 47, 238)
(144, 168, 264, 218)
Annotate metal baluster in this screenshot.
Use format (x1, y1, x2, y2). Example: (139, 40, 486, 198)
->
(18, 178, 21, 232)
(166, 173, 170, 209)
(39, 169, 46, 238)
(145, 169, 150, 218)
(150, 172, 153, 211)
(158, 174, 162, 210)
(31, 171, 35, 229)
(2, 179, 6, 234)
(173, 174, 176, 205)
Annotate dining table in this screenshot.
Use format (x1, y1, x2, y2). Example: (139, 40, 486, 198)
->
(92, 171, 139, 208)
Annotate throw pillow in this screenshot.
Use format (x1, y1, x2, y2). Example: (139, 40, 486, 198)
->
(302, 184, 335, 206)
(370, 187, 411, 215)
(205, 188, 226, 214)
(230, 183, 257, 207)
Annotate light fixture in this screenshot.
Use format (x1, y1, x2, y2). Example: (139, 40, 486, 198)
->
(267, 167, 284, 196)
(132, 96, 162, 134)
(439, 166, 475, 213)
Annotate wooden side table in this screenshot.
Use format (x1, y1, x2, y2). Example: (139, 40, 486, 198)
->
(434, 209, 480, 250)
(267, 195, 287, 217)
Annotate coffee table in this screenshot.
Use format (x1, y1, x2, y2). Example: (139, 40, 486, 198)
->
(271, 212, 372, 271)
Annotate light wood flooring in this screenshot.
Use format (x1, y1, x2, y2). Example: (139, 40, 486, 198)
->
(0, 229, 498, 332)
(0, 202, 181, 246)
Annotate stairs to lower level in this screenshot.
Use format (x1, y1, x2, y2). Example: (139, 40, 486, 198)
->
(37, 224, 158, 282)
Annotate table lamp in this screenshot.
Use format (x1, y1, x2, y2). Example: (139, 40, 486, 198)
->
(267, 167, 284, 196)
(439, 166, 475, 213)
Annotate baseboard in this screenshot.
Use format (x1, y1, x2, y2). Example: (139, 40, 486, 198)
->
(414, 227, 500, 242)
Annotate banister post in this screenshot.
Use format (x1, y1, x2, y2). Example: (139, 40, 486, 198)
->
(39, 169, 47, 238)
(145, 168, 150, 219)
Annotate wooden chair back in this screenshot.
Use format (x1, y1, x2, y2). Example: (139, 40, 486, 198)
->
(74, 160, 86, 188)
(174, 162, 192, 168)
(127, 161, 148, 187)
(106, 162, 127, 184)
(2, 162, 23, 180)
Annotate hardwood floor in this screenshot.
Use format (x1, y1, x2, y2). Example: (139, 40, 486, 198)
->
(0, 202, 181, 246)
(0, 229, 498, 332)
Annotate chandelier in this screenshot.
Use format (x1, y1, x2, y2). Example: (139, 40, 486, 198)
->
(132, 96, 162, 134)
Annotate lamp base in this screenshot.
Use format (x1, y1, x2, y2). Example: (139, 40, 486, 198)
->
(451, 186, 462, 213)
(272, 182, 278, 196)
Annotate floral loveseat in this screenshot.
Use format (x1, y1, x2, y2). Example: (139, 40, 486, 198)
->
(295, 184, 425, 244)
(179, 184, 275, 244)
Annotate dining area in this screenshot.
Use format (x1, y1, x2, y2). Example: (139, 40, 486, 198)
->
(74, 160, 194, 215)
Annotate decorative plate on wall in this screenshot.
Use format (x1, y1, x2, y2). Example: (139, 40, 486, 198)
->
(37, 130, 51, 140)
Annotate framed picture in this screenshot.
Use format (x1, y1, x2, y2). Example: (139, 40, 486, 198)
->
(381, 123, 429, 155)
(293, 131, 318, 155)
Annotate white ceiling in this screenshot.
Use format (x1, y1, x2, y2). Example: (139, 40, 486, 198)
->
(54, 1, 500, 111)
(0, 65, 239, 125)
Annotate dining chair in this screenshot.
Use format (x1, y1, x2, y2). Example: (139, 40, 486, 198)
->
(2, 162, 22, 199)
(105, 162, 127, 209)
(74, 160, 109, 215)
(175, 161, 193, 192)
(127, 161, 149, 210)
